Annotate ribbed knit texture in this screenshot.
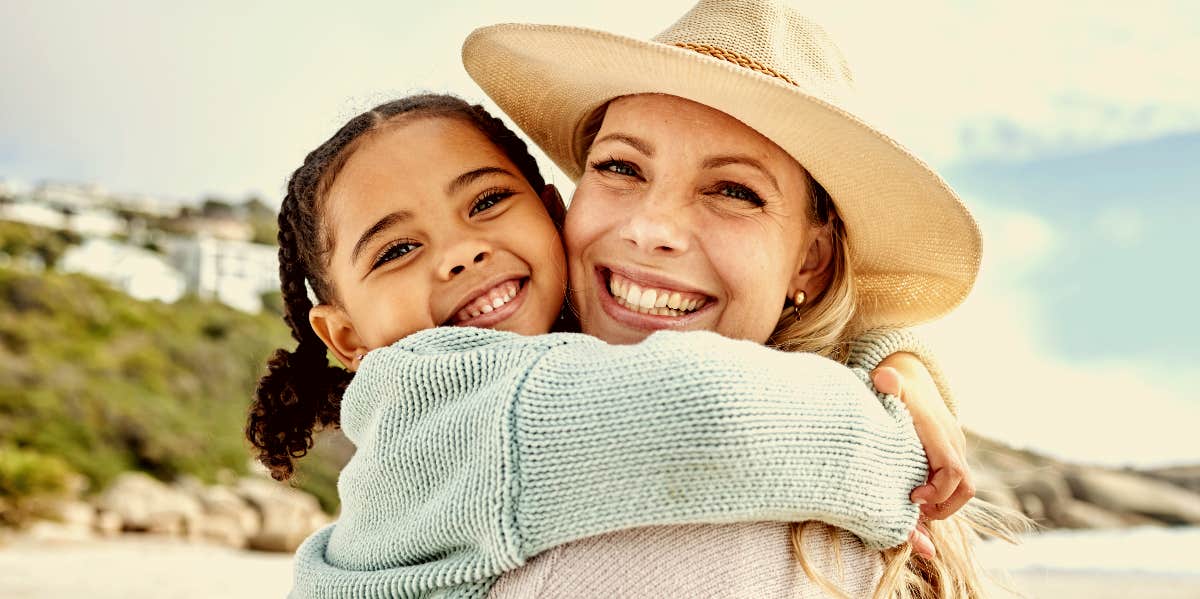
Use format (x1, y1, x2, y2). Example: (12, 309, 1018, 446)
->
(846, 328, 957, 415)
(291, 328, 928, 599)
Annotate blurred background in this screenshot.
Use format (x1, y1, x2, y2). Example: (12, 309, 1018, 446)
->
(1, 1, 1197, 597)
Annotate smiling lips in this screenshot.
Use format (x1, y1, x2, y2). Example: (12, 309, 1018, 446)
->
(606, 271, 708, 317)
(452, 279, 522, 324)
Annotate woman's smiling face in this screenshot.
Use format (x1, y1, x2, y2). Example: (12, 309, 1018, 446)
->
(311, 116, 566, 364)
(565, 94, 826, 345)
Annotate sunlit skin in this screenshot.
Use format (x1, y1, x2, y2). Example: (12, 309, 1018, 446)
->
(566, 95, 968, 541)
(565, 94, 833, 346)
(308, 116, 567, 370)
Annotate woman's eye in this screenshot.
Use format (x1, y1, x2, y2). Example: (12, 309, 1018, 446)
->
(372, 241, 420, 270)
(590, 159, 640, 178)
(470, 189, 515, 216)
(713, 182, 765, 207)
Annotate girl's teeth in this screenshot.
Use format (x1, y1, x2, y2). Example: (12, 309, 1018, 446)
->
(667, 292, 683, 310)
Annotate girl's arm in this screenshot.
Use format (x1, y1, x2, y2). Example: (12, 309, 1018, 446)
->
(847, 328, 974, 520)
(293, 327, 925, 599)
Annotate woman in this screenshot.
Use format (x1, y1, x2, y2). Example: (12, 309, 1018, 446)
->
(459, 0, 1012, 596)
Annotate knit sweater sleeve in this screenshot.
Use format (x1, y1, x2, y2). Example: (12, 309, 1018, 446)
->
(291, 327, 925, 599)
(845, 328, 957, 415)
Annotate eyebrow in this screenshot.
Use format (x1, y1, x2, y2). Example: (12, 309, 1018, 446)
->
(702, 154, 781, 193)
(592, 133, 654, 157)
(446, 166, 516, 196)
(350, 209, 413, 265)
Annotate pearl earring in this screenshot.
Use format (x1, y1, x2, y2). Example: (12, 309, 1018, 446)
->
(792, 290, 806, 318)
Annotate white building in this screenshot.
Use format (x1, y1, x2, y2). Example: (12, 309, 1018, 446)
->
(167, 235, 278, 313)
(32, 182, 110, 212)
(0, 199, 124, 237)
(60, 238, 187, 303)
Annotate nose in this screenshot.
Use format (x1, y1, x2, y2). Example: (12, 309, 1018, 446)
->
(438, 238, 493, 280)
(618, 194, 690, 255)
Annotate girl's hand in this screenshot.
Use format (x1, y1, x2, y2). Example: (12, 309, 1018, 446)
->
(872, 353, 974, 522)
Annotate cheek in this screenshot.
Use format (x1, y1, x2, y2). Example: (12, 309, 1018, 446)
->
(704, 225, 795, 340)
(563, 185, 611, 266)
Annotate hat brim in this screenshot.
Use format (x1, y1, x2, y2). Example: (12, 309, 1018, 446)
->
(463, 24, 981, 330)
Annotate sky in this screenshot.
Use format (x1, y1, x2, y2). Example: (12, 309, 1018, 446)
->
(2, 0, 1198, 466)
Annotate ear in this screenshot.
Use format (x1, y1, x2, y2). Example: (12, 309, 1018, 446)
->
(539, 184, 568, 232)
(789, 222, 836, 304)
(309, 303, 369, 371)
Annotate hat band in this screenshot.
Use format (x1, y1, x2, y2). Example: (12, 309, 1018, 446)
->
(673, 42, 799, 88)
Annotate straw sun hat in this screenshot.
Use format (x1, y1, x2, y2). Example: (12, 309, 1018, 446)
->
(462, 0, 981, 329)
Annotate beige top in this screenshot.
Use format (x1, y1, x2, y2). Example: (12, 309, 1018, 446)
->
(489, 522, 884, 598)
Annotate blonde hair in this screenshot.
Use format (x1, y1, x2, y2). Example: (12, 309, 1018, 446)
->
(774, 173, 1032, 598)
(579, 103, 1030, 597)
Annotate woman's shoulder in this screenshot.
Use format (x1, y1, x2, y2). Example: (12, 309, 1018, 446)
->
(488, 522, 884, 598)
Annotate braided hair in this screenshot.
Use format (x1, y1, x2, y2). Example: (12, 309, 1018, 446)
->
(247, 94, 555, 481)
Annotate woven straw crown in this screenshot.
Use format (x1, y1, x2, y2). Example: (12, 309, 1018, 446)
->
(463, 0, 982, 330)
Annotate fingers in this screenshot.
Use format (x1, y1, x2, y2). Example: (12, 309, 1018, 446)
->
(907, 523, 936, 559)
(910, 458, 966, 515)
(871, 366, 903, 397)
(920, 476, 976, 520)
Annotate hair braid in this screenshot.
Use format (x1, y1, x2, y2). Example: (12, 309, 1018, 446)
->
(246, 192, 349, 481)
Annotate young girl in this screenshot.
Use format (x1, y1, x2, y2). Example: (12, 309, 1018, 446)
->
(248, 94, 962, 598)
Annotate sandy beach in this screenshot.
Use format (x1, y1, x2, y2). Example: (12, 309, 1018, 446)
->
(3, 535, 1200, 598)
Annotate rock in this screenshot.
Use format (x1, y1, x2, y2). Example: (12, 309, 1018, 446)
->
(1141, 465, 1200, 494)
(1066, 467, 1200, 525)
(190, 513, 248, 548)
(235, 477, 329, 553)
(25, 520, 94, 543)
(94, 510, 123, 536)
(47, 500, 95, 530)
(93, 472, 204, 536)
(171, 477, 258, 544)
(1010, 475, 1075, 527)
(1056, 499, 1136, 529)
(971, 467, 1021, 513)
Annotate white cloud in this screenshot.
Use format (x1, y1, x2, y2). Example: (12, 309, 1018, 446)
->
(914, 199, 1199, 467)
(4, 1, 1199, 201)
(808, 1, 1200, 165)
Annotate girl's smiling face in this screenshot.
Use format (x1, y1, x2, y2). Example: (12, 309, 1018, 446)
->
(565, 94, 831, 345)
(310, 116, 567, 367)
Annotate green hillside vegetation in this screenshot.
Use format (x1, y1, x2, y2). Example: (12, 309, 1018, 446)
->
(0, 265, 345, 517)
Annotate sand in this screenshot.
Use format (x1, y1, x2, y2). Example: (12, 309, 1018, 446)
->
(2, 536, 1199, 598)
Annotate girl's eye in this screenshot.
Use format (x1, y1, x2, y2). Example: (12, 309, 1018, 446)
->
(470, 188, 516, 216)
(372, 240, 421, 270)
(590, 158, 640, 178)
(712, 182, 765, 208)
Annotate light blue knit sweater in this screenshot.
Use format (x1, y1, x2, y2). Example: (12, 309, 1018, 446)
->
(291, 328, 929, 598)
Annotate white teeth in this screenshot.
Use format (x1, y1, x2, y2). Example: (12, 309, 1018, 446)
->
(481, 304, 493, 313)
(491, 297, 504, 308)
(606, 272, 713, 317)
(625, 284, 642, 306)
(638, 288, 657, 309)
